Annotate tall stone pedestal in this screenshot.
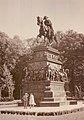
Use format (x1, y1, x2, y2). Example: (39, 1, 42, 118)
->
(22, 44, 68, 106)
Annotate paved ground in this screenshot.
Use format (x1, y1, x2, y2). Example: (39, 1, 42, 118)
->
(0, 111, 84, 120)
(0, 101, 84, 120)
(0, 102, 84, 113)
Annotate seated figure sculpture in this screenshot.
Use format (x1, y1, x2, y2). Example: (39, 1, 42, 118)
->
(58, 69, 68, 82)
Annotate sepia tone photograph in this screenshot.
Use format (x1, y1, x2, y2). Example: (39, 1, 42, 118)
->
(0, 0, 84, 120)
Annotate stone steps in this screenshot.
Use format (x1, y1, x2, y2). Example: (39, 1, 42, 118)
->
(43, 97, 54, 101)
(44, 91, 53, 97)
(40, 101, 60, 107)
(40, 100, 77, 107)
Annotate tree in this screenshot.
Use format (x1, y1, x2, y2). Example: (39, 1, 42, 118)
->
(12, 36, 32, 99)
(13, 54, 31, 99)
(58, 30, 84, 97)
(0, 32, 27, 99)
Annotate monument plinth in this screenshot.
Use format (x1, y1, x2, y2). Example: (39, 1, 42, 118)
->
(22, 44, 67, 106)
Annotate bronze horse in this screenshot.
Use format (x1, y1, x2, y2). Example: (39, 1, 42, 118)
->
(37, 16, 46, 39)
(37, 16, 56, 43)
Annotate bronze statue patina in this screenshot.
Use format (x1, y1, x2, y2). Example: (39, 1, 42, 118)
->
(37, 16, 57, 44)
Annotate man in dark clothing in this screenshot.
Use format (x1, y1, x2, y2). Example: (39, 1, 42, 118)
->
(22, 93, 29, 109)
(43, 16, 54, 42)
(43, 16, 52, 28)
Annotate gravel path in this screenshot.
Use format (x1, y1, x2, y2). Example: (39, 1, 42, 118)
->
(0, 111, 84, 120)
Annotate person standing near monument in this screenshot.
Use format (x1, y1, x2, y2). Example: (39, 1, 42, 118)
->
(29, 93, 36, 109)
(22, 93, 29, 109)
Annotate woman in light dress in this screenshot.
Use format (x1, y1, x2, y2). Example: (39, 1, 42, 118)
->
(29, 93, 36, 108)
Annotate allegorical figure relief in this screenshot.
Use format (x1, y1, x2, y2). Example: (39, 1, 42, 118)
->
(24, 63, 68, 82)
(58, 69, 68, 82)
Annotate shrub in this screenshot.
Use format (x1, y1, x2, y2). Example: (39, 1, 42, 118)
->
(0, 97, 14, 102)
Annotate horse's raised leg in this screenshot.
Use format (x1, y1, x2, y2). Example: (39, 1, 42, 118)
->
(44, 36, 46, 43)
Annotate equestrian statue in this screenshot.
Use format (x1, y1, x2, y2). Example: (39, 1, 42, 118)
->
(37, 16, 57, 44)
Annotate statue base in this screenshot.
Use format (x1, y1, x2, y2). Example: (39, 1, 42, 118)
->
(22, 44, 70, 106)
(23, 80, 67, 106)
(40, 81, 67, 107)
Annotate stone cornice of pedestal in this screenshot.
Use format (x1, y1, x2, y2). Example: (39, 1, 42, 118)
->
(33, 45, 59, 54)
(30, 45, 62, 65)
(50, 81, 65, 85)
(28, 58, 62, 65)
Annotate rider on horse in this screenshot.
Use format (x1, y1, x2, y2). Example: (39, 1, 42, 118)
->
(43, 16, 54, 42)
(37, 16, 56, 44)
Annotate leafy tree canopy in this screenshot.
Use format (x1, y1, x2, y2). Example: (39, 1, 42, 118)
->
(58, 30, 84, 96)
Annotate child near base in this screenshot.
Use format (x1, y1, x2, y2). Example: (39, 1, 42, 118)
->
(29, 93, 36, 108)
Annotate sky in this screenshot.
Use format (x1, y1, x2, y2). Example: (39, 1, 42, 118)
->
(0, 0, 84, 39)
